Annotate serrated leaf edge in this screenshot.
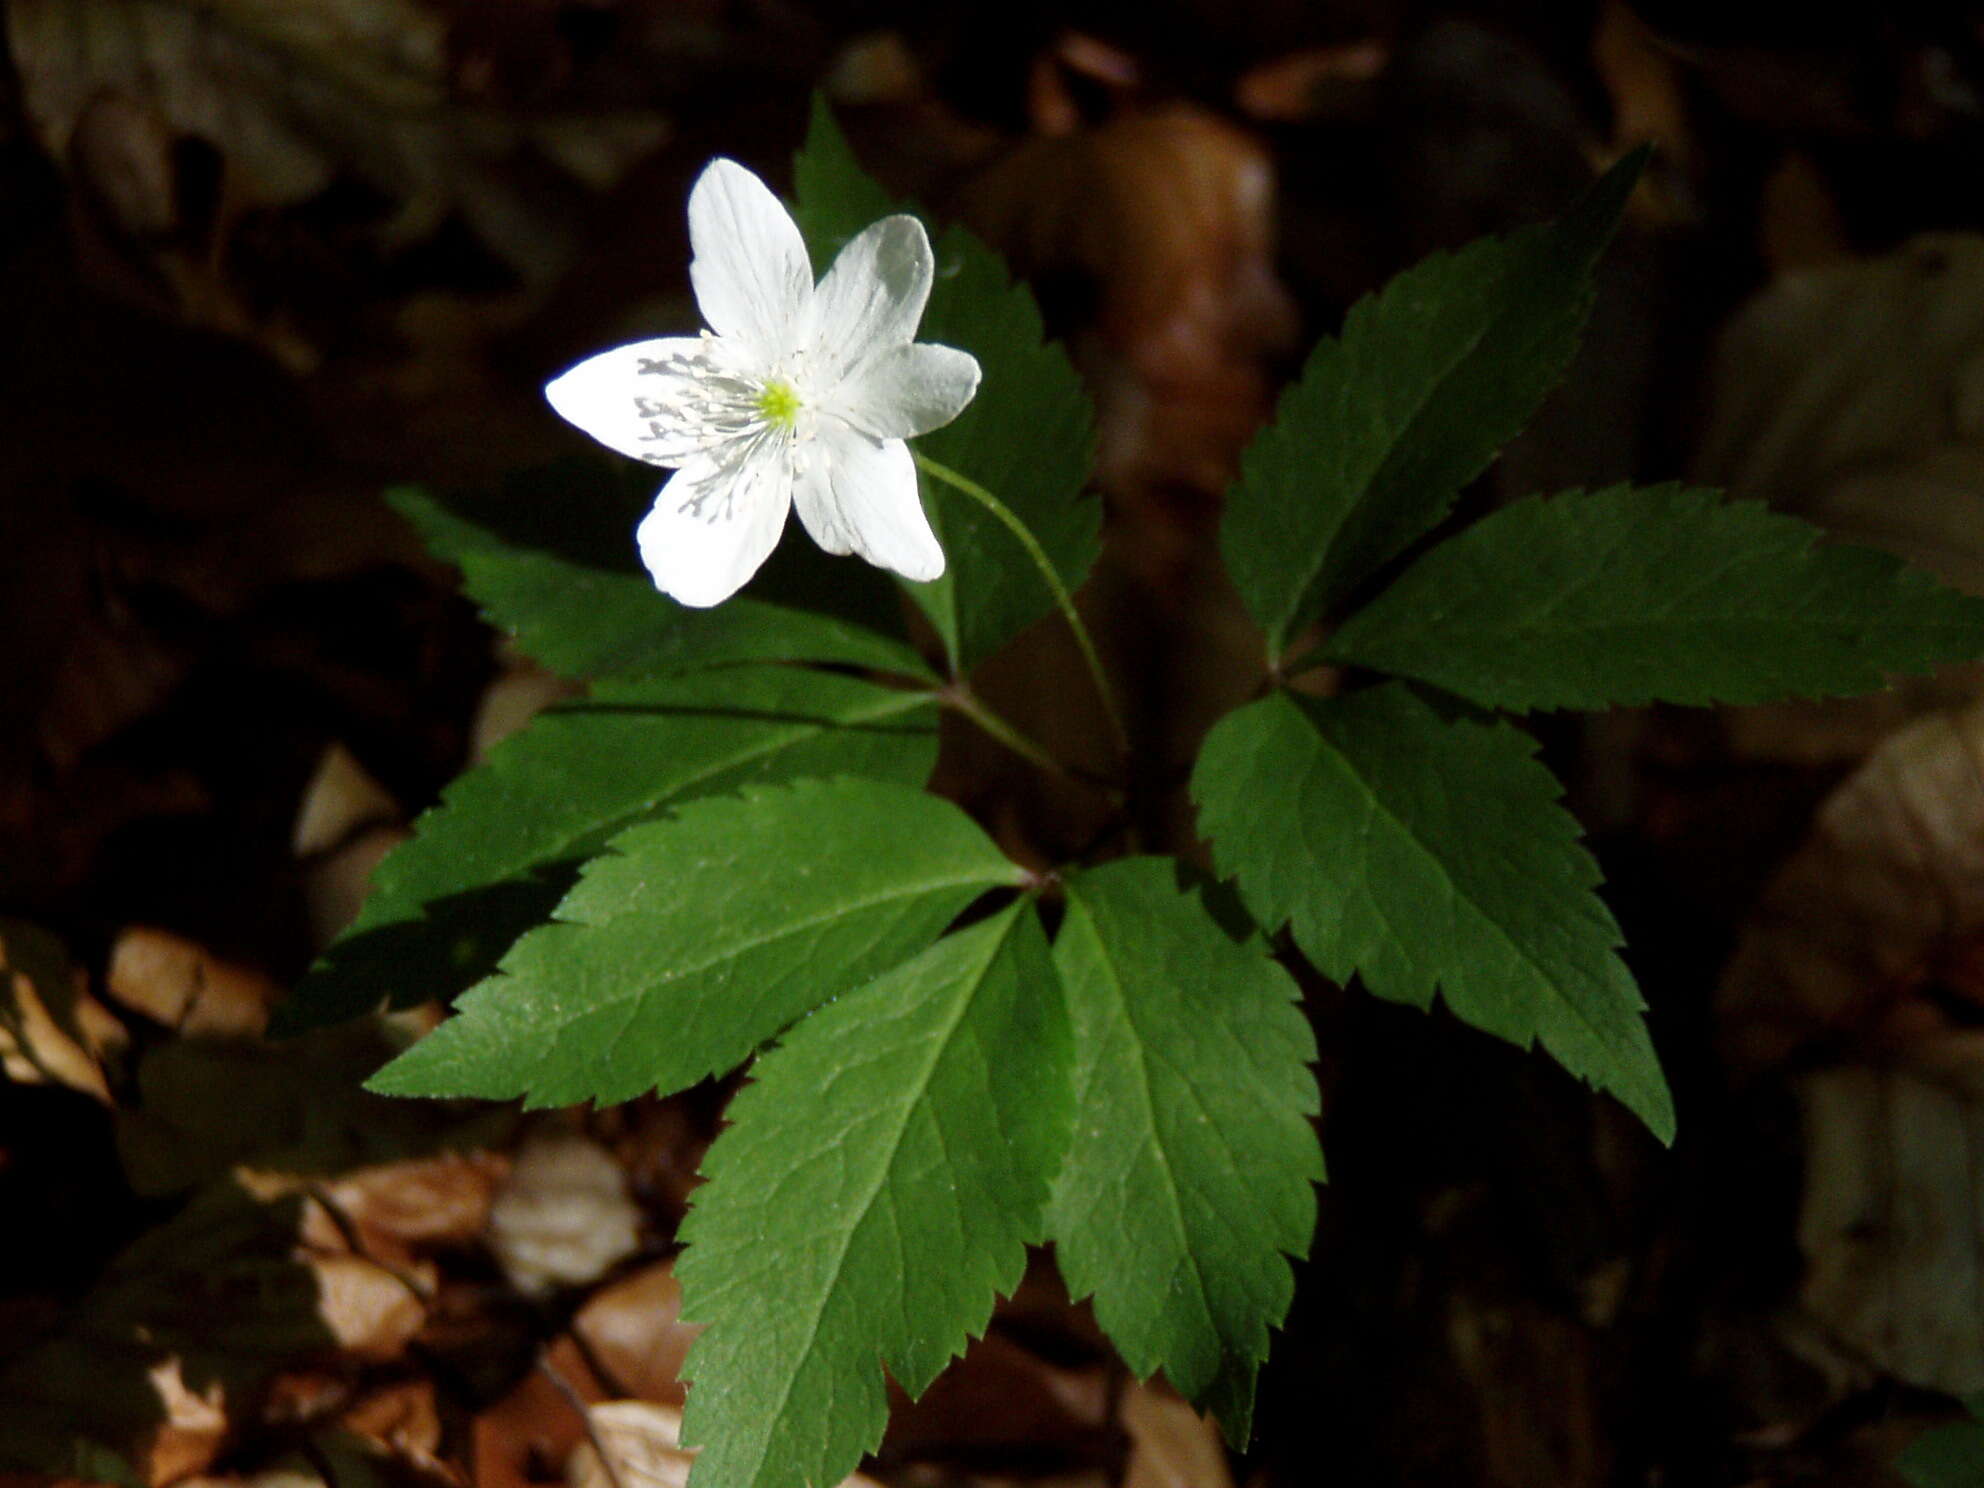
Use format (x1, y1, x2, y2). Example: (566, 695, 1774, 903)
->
(676, 904, 1058, 1488)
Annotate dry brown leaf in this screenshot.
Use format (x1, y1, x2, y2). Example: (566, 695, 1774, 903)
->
(472, 1336, 606, 1488)
(1117, 1380, 1233, 1488)
(567, 1403, 692, 1488)
(291, 743, 400, 859)
(1757, 151, 1852, 273)
(1718, 699, 1984, 1071)
(486, 1130, 644, 1297)
(883, 1330, 1109, 1463)
(958, 104, 1296, 503)
(1443, 1296, 1607, 1488)
(571, 1260, 700, 1407)
(6, 0, 668, 282)
(1590, 0, 1697, 224)
(0, 919, 122, 1102)
(470, 663, 582, 762)
(1698, 234, 1984, 598)
(1026, 34, 1141, 137)
(1234, 41, 1388, 123)
(306, 1252, 430, 1362)
(1716, 673, 1984, 770)
(339, 1378, 445, 1460)
(106, 927, 278, 1038)
(591, 1095, 713, 1221)
(942, 103, 1295, 863)
(1794, 1061, 1984, 1394)
(302, 823, 410, 951)
(1694, 229, 1984, 750)
(138, 1356, 230, 1485)
(314, 1149, 512, 1262)
(245, 1148, 509, 1273)
(119, 1020, 504, 1198)
(65, 83, 178, 237)
(1717, 694, 1984, 1394)
(822, 31, 922, 107)
(565, 1402, 886, 1488)
(0, 969, 117, 1101)
(1677, 238, 1984, 767)
(259, 1367, 353, 1429)
(0, 1175, 404, 1480)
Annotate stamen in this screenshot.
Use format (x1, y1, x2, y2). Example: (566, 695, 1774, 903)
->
(756, 378, 802, 430)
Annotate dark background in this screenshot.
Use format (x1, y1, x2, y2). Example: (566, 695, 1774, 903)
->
(8, 3, 1984, 1484)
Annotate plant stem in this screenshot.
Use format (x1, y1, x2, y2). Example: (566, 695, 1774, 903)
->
(913, 451, 1129, 758)
(941, 684, 1072, 781)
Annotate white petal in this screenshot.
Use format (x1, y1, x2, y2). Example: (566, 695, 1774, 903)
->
(792, 426, 944, 583)
(687, 159, 813, 349)
(811, 215, 934, 381)
(544, 337, 716, 465)
(830, 342, 981, 440)
(636, 442, 793, 607)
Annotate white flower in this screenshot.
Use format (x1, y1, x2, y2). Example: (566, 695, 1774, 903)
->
(544, 158, 982, 608)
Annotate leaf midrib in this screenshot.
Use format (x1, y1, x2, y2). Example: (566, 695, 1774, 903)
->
(1065, 900, 1222, 1361)
(1298, 702, 1638, 1063)
(368, 682, 938, 927)
(527, 861, 1020, 1074)
(727, 910, 1023, 1485)
(1278, 238, 1565, 644)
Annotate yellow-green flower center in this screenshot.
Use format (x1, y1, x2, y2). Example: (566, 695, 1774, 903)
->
(756, 378, 802, 429)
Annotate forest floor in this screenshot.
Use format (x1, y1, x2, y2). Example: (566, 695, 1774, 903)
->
(8, 3, 1984, 1485)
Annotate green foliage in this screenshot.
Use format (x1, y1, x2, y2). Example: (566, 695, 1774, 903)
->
(1192, 685, 1673, 1141)
(1221, 150, 1644, 662)
(787, 93, 894, 252)
(792, 96, 1099, 674)
(332, 107, 1984, 1488)
(390, 467, 933, 681)
(1327, 484, 1984, 710)
(368, 779, 1025, 1105)
(282, 666, 939, 1031)
(675, 903, 1073, 1488)
(122, 1024, 508, 1195)
(1048, 859, 1321, 1441)
(1901, 1398, 1984, 1488)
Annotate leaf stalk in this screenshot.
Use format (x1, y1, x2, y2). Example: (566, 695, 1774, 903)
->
(940, 683, 1073, 781)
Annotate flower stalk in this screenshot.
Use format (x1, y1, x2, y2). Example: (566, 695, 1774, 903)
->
(913, 451, 1129, 760)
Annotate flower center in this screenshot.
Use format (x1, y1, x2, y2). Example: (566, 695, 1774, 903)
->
(755, 377, 802, 430)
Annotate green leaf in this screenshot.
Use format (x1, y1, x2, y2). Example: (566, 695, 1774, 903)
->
(1191, 684, 1674, 1141)
(788, 93, 895, 253)
(793, 96, 1099, 674)
(1901, 1418, 1984, 1488)
(1049, 858, 1321, 1442)
(1222, 150, 1645, 661)
(1327, 484, 1984, 710)
(367, 779, 1026, 1105)
(121, 1023, 508, 1195)
(391, 465, 934, 682)
(675, 902, 1074, 1488)
(279, 666, 939, 1032)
